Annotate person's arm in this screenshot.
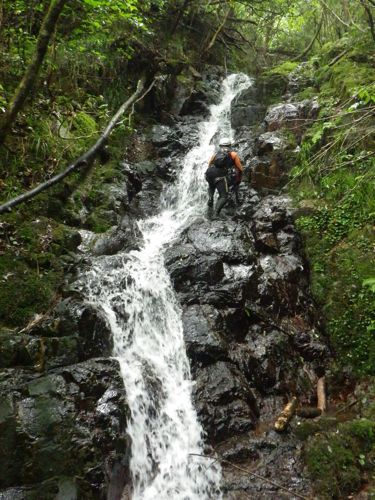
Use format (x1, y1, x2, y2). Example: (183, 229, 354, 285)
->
(230, 151, 243, 172)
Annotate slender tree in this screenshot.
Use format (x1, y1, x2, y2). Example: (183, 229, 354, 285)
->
(0, 0, 67, 146)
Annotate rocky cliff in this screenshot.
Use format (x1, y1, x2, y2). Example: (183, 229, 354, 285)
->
(0, 68, 330, 499)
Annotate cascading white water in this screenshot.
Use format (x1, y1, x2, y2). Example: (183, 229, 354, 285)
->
(81, 73, 253, 499)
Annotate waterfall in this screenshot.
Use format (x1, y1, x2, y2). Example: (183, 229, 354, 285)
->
(80, 73, 253, 499)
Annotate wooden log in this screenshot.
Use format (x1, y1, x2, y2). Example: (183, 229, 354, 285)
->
(317, 376, 327, 413)
(274, 396, 298, 432)
(296, 407, 322, 418)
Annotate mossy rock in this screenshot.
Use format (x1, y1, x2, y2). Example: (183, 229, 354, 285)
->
(84, 210, 114, 233)
(296, 86, 317, 100)
(256, 73, 288, 105)
(72, 111, 98, 136)
(266, 61, 299, 77)
(293, 416, 338, 441)
(0, 254, 60, 327)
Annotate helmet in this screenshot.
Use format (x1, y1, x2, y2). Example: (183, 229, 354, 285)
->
(219, 137, 232, 147)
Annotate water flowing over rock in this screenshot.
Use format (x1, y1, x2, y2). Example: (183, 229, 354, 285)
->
(76, 74, 254, 500)
(0, 69, 329, 500)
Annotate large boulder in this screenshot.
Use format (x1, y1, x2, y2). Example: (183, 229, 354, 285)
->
(184, 219, 256, 264)
(231, 85, 267, 129)
(164, 243, 224, 293)
(264, 99, 319, 137)
(93, 215, 142, 256)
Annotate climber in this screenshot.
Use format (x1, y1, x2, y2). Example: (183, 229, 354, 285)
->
(205, 137, 243, 215)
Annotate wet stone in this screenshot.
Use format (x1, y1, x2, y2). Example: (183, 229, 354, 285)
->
(93, 215, 142, 256)
(182, 304, 228, 363)
(180, 89, 211, 117)
(150, 124, 175, 146)
(193, 361, 258, 442)
(256, 131, 287, 155)
(185, 219, 256, 264)
(164, 244, 224, 292)
(0, 358, 129, 496)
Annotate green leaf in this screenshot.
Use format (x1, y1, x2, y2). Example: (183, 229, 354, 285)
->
(363, 278, 375, 293)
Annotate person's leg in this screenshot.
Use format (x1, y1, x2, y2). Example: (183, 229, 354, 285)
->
(215, 178, 229, 214)
(207, 183, 215, 207)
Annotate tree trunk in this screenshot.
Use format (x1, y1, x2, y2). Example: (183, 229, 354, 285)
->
(204, 8, 231, 54)
(293, 15, 323, 60)
(0, 0, 67, 146)
(361, 0, 375, 43)
(317, 377, 327, 413)
(274, 397, 298, 432)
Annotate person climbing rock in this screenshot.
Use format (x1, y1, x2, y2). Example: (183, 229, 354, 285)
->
(205, 137, 243, 215)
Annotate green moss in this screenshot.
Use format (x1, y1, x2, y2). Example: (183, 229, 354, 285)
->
(253, 60, 304, 104)
(319, 59, 375, 99)
(0, 254, 60, 327)
(305, 418, 375, 498)
(341, 418, 375, 449)
(295, 213, 375, 374)
(266, 61, 299, 76)
(294, 417, 338, 441)
(72, 111, 97, 136)
(296, 86, 317, 100)
(84, 211, 113, 233)
(289, 41, 375, 375)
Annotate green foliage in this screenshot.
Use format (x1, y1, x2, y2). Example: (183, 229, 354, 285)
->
(363, 278, 375, 293)
(290, 38, 375, 376)
(0, 0, 374, 338)
(305, 418, 375, 499)
(0, 253, 59, 327)
(266, 61, 299, 76)
(353, 83, 375, 106)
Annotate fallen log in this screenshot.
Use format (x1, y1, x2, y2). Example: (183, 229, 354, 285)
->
(274, 396, 298, 432)
(297, 407, 322, 418)
(0, 78, 154, 214)
(317, 376, 327, 413)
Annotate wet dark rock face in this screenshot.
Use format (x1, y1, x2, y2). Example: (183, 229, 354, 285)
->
(163, 72, 328, 498)
(166, 188, 328, 498)
(0, 67, 328, 499)
(0, 297, 129, 499)
(233, 83, 319, 193)
(0, 359, 129, 499)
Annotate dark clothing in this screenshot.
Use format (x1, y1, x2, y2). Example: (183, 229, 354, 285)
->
(205, 150, 243, 214)
(205, 166, 229, 213)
